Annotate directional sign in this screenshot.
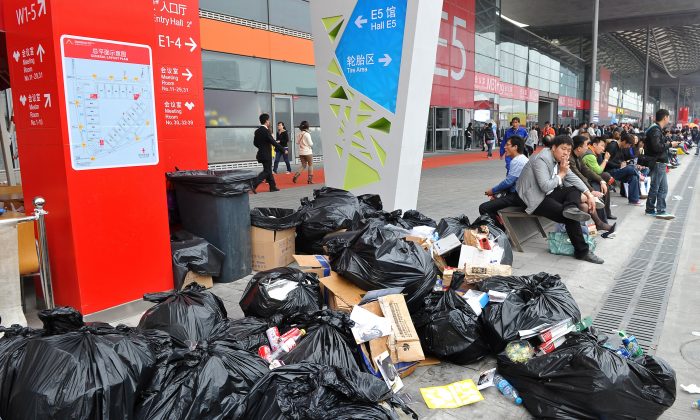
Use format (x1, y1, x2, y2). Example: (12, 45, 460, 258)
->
(335, 0, 407, 113)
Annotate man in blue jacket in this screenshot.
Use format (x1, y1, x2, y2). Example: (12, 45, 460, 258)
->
(501, 117, 529, 173)
(478, 135, 529, 225)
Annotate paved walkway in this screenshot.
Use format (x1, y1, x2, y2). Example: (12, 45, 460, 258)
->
(74, 151, 699, 419)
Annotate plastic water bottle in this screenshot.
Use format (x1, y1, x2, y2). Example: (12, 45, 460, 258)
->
(622, 336, 644, 358)
(493, 373, 523, 405)
(692, 400, 699, 409)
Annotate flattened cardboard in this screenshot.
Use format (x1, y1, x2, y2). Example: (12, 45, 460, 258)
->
(181, 271, 213, 289)
(378, 294, 425, 363)
(293, 254, 332, 277)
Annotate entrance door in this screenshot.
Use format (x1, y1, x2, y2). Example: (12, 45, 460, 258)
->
(435, 107, 451, 151)
(273, 95, 294, 161)
(425, 107, 435, 153)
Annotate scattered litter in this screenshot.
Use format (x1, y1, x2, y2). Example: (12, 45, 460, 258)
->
(681, 384, 700, 394)
(374, 351, 404, 392)
(349, 305, 391, 344)
(672, 195, 683, 201)
(420, 379, 484, 409)
(692, 331, 700, 337)
(476, 368, 496, 390)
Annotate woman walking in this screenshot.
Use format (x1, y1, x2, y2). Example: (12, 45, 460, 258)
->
(293, 121, 314, 184)
(273, 122, 292, 174)
(484, 122, 495, 158)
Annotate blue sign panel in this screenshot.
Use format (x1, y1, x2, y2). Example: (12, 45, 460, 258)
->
(335, 0, 407, 114)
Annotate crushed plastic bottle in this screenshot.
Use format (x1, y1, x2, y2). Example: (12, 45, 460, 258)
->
(493, 373, 523, 405)
(692, 400, 699, 409)
(618, 331, 644, 358)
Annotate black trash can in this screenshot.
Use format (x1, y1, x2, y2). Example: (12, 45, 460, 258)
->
(167, 169, 257, 283)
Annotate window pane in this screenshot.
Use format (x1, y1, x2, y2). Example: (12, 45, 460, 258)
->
(513, 56, 527, 73)
(293, 96, 320, 126)
(202, 51, 271, 92)
(271, 61, 317, 95)
(206, 127, 259, 163)
(199, 0, 268, 22)
(269, 0, 312, 33)
(475, 54, 496, 75)
(204, 90, 272, 127)
(514, 71, 526, 86)
(475, 35, 496, 58)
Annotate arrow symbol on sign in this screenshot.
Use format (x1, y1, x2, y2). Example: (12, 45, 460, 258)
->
(184, 38, 197, 53)
(37, 0, 46, 17)
(354, 15, 368, 28)
(19, 95, 27, 106)
(378, 54, 392, 67)
(12, 51, 20, 62)
(184, 102, 195, 111)
(37, 44, 45, 63)
(43, 93, 51, 108)
(182, 68, 193, 81)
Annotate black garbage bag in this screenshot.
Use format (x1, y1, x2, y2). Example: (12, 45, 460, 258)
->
(412, 290, 490, 365)
(166, 169, 258, 197)
(234, 363, 404, 420)
(478, 273, 581, 352)
(401, 210, 437, 229)
(279, 310, 365, 371)
(136, 323, 269, 420)
(250, 207, 305, 230)
(358, 194, 384, 217)
(296, 187, 363, 254)
(325, 220, 438, 312)
(436, 215, 471, 266)
(469, 215, 513, 265)
(225, 317, 271, 352)
(239, 268, 321, 319)
(171, 231, 225, 290)
(139, 283, 228, 344)
(497, 331, 676, 419)
(0, 308, 162, 420)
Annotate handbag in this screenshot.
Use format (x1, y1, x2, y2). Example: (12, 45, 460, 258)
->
(547, 232, 595, 256)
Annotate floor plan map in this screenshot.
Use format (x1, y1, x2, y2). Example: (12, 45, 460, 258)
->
(61, 36, 158, 170)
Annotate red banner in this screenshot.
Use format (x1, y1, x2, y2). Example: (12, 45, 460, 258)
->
(474, 72, 538, 102)
(558, 95, 589, 110)
(599, 66, 611, 119)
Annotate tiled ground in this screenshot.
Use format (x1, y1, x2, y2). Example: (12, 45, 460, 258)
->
(29, 150, 698, 419)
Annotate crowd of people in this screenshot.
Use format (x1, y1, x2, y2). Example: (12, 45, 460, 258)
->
(478, 109, 698, 265)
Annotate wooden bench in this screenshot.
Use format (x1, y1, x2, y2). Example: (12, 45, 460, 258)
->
(497, 207, 550, 252)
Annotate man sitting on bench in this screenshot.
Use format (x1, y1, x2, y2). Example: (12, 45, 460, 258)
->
(516, 135, 604, 264)
(479, 135, 529, 226)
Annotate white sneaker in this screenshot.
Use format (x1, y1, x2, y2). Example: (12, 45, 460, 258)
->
(655, 212, 675, 220)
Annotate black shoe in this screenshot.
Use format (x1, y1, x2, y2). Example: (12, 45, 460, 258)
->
(607, 214, 617, 220)
(576, 252, 604, 264)
(563, 206, 592, 222)
(270, 187, 280, 192)
(601, 223, 617, 239)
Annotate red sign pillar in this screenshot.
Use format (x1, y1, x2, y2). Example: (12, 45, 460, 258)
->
(4, 0, 207, 314)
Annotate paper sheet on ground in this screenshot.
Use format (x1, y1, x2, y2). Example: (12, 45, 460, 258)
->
(420, 379, 483, 409)
(681, 384, 700, 394)
(350, 305, 392, 344)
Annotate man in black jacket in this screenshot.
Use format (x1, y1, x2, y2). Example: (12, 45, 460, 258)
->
(253, 113, 283, 192)
(644, 109, 680, 219)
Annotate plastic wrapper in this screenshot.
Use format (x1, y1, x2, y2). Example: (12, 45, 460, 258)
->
(0, 308, 164, 420)
(166, 169, 258, 197)
(325, 220, 438, 312)
(478, 273, 581, 352)
(139, 283, 228, 344)
(401, 210, 437, 229)
(278, 310, 365, 371)
(412, 290, 490, 365)
(239, 268, 321, 319)
(358, 194, 384, 217)
(296, 187, 364, 254)
(497, 331, 676, 419)
(170, 231, 225, 289)
(136, 323, 269, 420)
(234, 362, 406, 420)
(250, 207, 305, 230)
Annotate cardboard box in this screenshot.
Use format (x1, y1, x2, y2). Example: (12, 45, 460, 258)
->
(318, 272, 366, 312)
(251, 227, 296, 271)
(379, 294, 425, 363)
(181, 271, 214, 290)
(464, 228, 491, 249)
(293, 254, 332, 278)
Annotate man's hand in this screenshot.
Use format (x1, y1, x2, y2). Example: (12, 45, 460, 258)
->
(585, 193, 596, 213)
(671, 141, 680, 148)
(485, 189, 494, 196)
(604, 151, 611, 160)
(592, 191, 603, 198)
(600, 181, 608, 195)
(558, 159, 570, 178)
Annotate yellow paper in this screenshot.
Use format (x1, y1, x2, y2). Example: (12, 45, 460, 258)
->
(420, 379, 484, 409)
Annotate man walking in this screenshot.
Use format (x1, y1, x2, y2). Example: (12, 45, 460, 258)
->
(253, 113, 283, 192)
(502, 117, 528, 172)
(645, 109, 680, 219)
(692, 126, 700, 156)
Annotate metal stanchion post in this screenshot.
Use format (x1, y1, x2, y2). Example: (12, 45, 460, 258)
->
(33, 197, 54, 309)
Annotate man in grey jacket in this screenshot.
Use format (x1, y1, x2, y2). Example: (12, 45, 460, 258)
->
(516, 135, 604, 264)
